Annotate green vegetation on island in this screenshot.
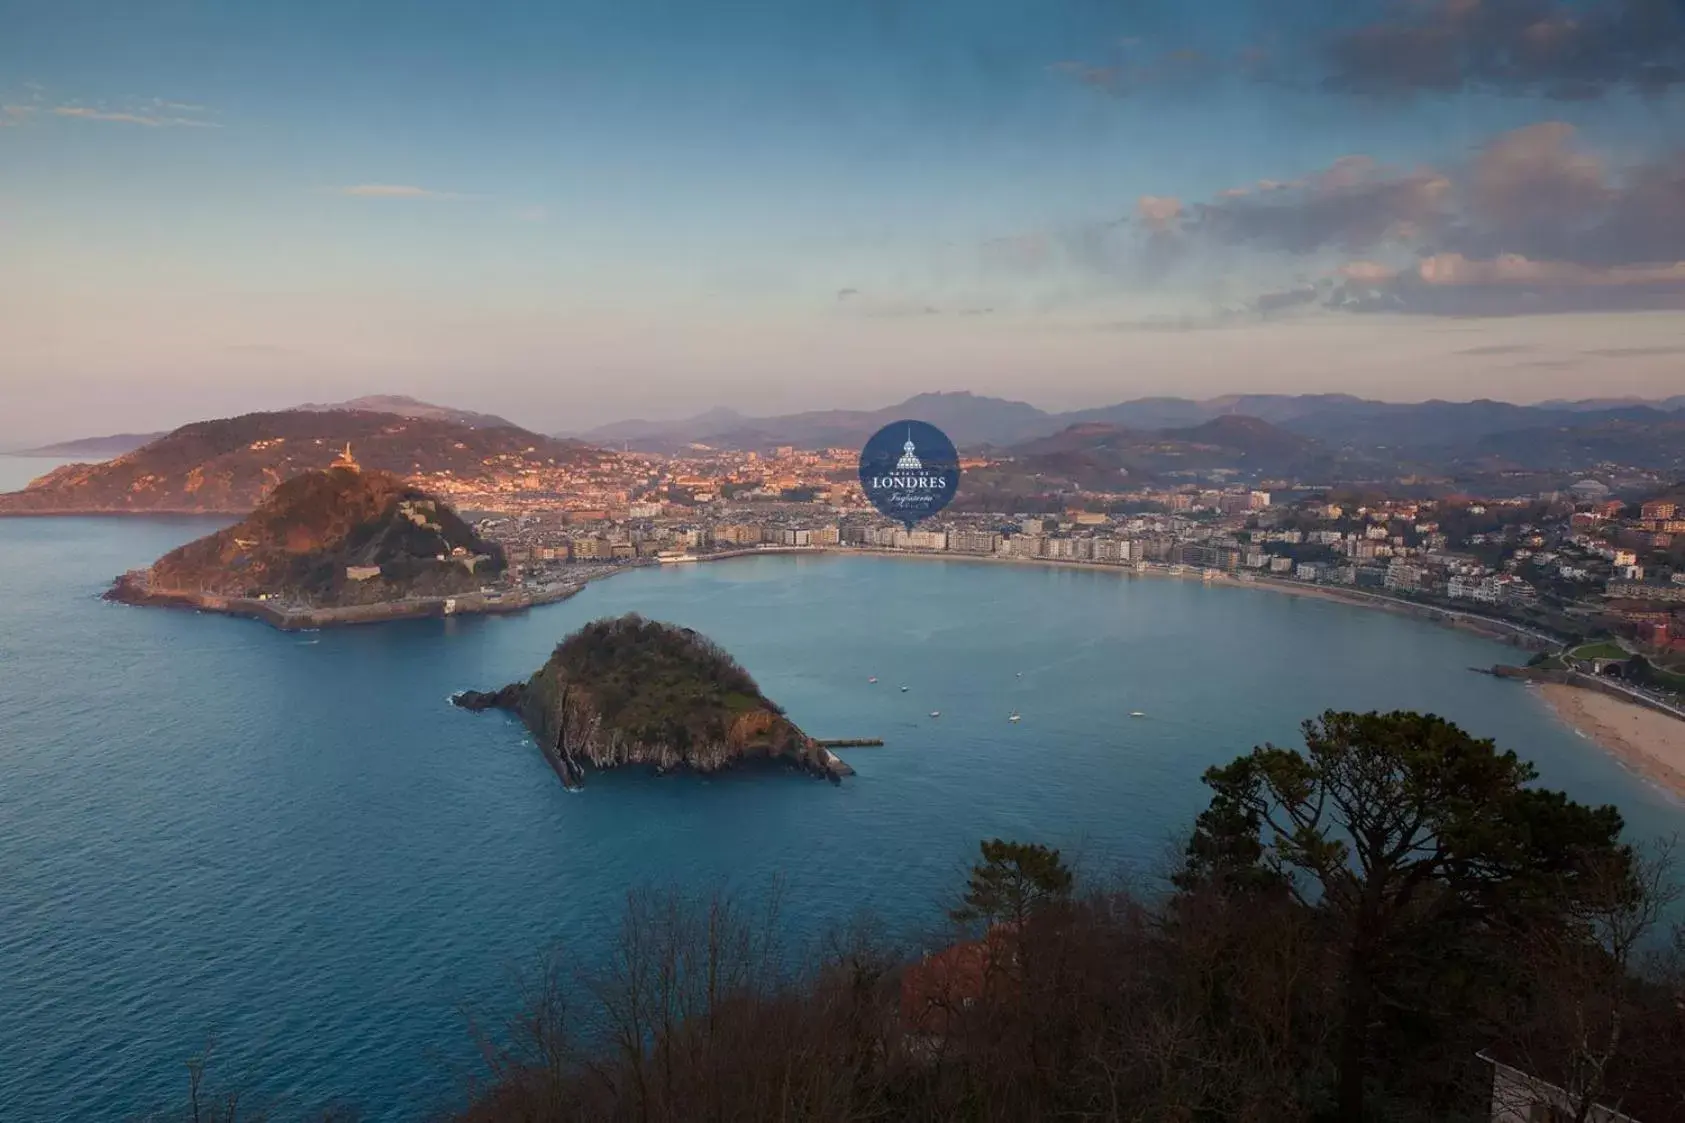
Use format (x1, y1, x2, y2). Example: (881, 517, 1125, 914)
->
(454, 614, 844, 785)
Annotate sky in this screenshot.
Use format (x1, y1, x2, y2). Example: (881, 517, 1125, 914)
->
(2, 0, 1683, 441)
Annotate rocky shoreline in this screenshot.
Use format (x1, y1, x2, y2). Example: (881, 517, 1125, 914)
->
(453, 683, 852, 786)
(452, 615, 852, 788)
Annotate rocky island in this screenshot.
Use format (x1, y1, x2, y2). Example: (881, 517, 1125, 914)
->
(104, 452, 564, 629)
(454, 614, 852, 786)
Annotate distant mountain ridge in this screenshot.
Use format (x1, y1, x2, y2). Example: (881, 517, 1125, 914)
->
(572, 391, 1050, 450)
(10, 432, 168, 458)
(571, 392, 1685, 453)
(965, 414, 1370, 499)
(292, 395, 517, 430)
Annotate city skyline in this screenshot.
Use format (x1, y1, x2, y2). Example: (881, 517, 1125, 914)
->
(3, 0, 1683, 443)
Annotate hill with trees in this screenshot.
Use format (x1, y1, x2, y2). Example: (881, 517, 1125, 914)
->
(0, 409, 600, 514)
(454, 614, 844, 786)
(106, 465, 503, 610)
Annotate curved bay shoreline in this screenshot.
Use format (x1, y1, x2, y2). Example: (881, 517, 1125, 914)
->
(84, 526, 1685, 803)
(684, 545, 1559, 649)
(660, 547, 1685, 799)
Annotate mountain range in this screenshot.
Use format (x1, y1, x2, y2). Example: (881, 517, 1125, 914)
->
(568, 391, 1685, 454)
(14, 432, 171, 458)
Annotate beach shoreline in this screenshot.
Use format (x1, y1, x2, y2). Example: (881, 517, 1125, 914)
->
(674, 546, 1560, 650)
(1537, 684, 1685, 802)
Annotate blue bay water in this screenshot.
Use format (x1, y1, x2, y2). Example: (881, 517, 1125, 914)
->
(0, 513, 1680, 1121)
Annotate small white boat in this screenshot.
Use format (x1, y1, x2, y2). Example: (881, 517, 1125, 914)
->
(868, 676, 878, 684)
(1008, 712, 1021, 723)
(1129, 711, 1146, 718)
(900, 685, 909, 692)
(1015, 672, 1023, 678)
(929, 710, 941, 718)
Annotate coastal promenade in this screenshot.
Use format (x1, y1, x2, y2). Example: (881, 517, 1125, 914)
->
(668, 544, 1564, 650)
(107, 574, 609, 630)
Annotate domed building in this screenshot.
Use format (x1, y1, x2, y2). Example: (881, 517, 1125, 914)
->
(1569, 478, 1610, 503)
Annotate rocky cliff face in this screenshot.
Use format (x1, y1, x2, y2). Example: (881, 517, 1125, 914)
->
(106, 466, 504, 608)
(454, 615, 844, 786)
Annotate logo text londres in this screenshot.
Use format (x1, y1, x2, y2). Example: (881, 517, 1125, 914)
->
(857, 420, 961, 528)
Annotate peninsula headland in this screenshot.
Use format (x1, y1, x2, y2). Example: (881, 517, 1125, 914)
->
(103, 455, 561, 628)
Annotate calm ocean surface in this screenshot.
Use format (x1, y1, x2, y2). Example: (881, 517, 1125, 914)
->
(1, 494, 1680, 1120)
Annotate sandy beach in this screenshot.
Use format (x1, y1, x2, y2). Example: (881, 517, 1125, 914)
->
(685, 546, 1557, 649)
(1540, 684, 1685, 801)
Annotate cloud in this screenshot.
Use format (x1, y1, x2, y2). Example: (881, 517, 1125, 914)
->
(1254, 285, 1322, 313)
(1338, 260, 1400, 283)
(1049, 61, 1125, 92)
(1330, 252, 1685, 315)
(1047, 46, 1218, 98)
(833, 289, 945, 317)
(331, 184, 466, 200)
(1455, 343, 1535, 355)
(1135, 196, 1182, 232)
(1581, 346, 1685, 357)
(51, 105, 218, 127)
(1122, 121, 1685, 316)
(1417, 252, 1685, 287)
(1322, 0, 1685, 101)
(1466, 122, 1609, 229)
(1186, 156, 1452, 254)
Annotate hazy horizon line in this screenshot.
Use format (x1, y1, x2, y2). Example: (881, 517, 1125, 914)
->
(5, 385, 1684, 453)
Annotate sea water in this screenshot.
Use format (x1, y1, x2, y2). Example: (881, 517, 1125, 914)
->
(0, 516, 1677, 1120)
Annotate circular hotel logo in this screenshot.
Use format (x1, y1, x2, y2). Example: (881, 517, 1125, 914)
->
(858, 420, 960, 529)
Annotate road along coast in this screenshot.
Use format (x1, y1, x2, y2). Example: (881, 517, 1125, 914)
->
(105, 574, 605, 630)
